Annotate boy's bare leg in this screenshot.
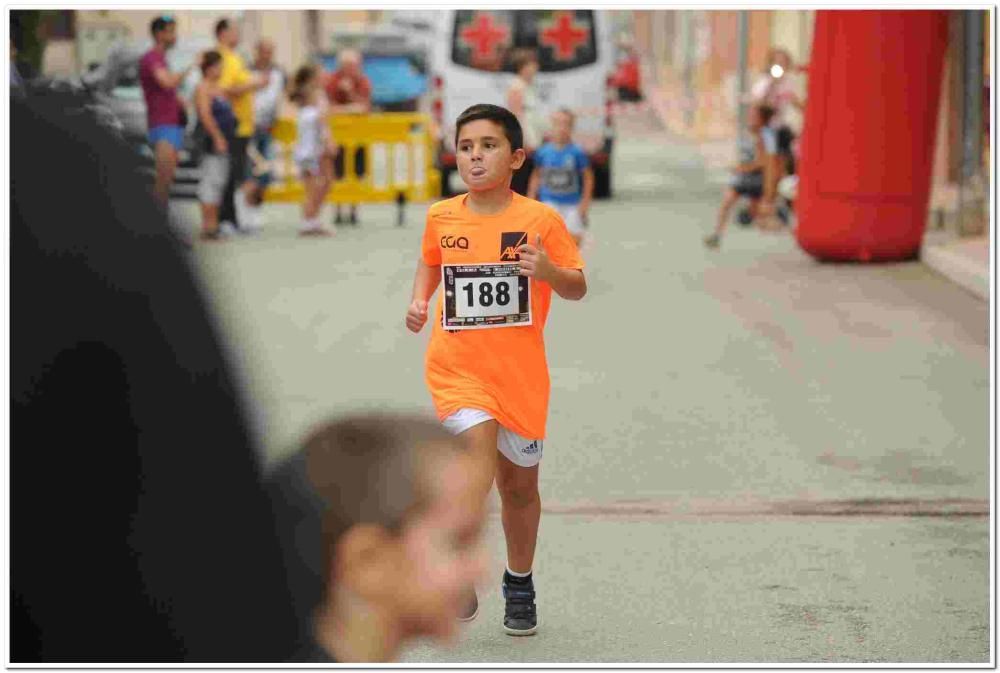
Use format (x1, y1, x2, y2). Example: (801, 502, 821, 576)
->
(495, 456, 540, 574)
(714, 188, 739, 237)
(459, 420, 499, 503)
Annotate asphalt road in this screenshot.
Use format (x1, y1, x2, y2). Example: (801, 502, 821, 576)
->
(178, 107, 991, 664)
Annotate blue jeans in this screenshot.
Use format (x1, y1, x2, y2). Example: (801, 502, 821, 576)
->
(253, 128, 274, 188)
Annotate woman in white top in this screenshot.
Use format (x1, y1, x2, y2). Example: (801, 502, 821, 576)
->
(289, 64, 336, 237)
(506, 49, 544, 195)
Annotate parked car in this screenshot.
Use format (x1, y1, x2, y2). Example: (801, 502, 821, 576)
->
(427, 10, 617, 198)
(82, 38, 214, 199)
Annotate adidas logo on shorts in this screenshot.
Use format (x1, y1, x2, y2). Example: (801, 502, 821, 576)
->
(522, 440, 540, 455)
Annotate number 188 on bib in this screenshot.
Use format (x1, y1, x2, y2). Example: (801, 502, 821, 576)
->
(442, 263, 532, 330)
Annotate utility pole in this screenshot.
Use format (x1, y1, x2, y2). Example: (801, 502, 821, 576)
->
(306, 10, 321, 59)
(958, 10, 985, 235)
(736, 10, 750, 137)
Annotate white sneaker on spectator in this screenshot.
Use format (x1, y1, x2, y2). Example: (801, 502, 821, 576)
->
(233, 193, 259, 235)
(219, 221, 238, 238)
(242, 206, 263, 234)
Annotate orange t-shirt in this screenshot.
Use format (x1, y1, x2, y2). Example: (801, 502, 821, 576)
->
(420, 192, 584, 439)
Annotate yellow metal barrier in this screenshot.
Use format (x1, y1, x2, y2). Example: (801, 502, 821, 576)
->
(265, 113, 442, 225)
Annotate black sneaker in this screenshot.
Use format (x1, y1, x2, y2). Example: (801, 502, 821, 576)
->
(501, 571, 537, 636)
(458, 587, 479, 622)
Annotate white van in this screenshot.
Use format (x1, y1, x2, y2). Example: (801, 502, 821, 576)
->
(427, 10, 617, 197)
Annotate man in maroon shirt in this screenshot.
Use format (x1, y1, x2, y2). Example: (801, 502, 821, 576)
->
(139, 16, 194, 205)
(323, 49, 371, 226)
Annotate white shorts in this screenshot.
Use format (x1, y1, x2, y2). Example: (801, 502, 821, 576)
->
(543, 201, 585, 236)
(198, 154, 230, 206)
(295, 155, 322, 177)
(441, 408, 543, 468)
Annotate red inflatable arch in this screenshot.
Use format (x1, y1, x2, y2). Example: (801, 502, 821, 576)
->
(795, 10, 949, 262)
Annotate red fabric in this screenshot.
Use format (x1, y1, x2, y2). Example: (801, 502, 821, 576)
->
(139, 48, 182, 128)
(612, 58, 640, 91)
(795, 10, 948, 262)
(323, 70, 372, 106)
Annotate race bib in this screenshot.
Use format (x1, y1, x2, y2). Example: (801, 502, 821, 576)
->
(442, 263, 531, 330)
(542, 166, 580, 195)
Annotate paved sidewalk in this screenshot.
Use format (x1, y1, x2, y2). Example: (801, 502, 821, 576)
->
(922, 233, 990, 301)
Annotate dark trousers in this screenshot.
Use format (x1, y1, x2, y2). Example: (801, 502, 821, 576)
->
(219, 136, 250, 226)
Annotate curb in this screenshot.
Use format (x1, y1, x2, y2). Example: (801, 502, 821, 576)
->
(922, 241, 990, 300)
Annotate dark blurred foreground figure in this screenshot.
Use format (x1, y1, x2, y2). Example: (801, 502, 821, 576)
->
(11, 91, 301, 662)
(264, 415, 488, 662)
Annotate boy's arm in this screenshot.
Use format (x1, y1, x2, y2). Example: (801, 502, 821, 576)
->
(527, 167, 541, 200)
(736, 136, 770, 172)
(406, 259, 441, 332)
(411, 258, 441, 304)
(579, 166, 594, 214)
(546, 267, 587, 301)
(518, 234, 587, 301)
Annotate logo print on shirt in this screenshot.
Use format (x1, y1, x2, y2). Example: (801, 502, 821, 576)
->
(500, 231, 527, 261)
(441, 235, 469, 249)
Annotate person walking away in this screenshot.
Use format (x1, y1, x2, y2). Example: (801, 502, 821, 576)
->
(323, 48, 371, 226)
(506, 49, 544, 196)
(703, 104, 775, 249)
(291, 65, 336, 237)
(215, 18, 267, 234)
(246, 38, 285, 221)
(527, 108, 594, 249)
(405, 104, 586, 636)
(194, 51, 237, 242)
(139, 16, 195, 206)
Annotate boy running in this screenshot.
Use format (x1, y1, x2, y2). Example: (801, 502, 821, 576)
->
(405, 104, 587, 636)
(527, 108, 594, 248)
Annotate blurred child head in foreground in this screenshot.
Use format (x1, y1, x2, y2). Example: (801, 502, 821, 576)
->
(303, 413, 488, 661)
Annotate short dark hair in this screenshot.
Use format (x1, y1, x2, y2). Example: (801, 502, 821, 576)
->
(455, 103, 523, 152)
(555, 107, 575, 124)
(150, 15, 175, 37)
(510, 48, 538, 75)
(214, 18, 231, 38)
(289, 64, 318, 105)
(200, 50, 222, 75)
(756, 104, 776, 127)
(302, 413, 464, 576)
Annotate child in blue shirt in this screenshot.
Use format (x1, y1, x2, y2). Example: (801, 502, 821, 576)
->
(527, 108, 594, 247)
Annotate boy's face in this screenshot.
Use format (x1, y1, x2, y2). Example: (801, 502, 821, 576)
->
(456, 119, 526, 192)
(551, 111, 573, 144)
(389, 453, 488, 640)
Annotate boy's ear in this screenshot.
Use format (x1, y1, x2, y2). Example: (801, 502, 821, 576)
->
(511, 147, 526, 172)
(336, 524, 396, 600)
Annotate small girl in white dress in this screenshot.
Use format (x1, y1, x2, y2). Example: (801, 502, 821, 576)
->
(289, 65, 337, 236)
